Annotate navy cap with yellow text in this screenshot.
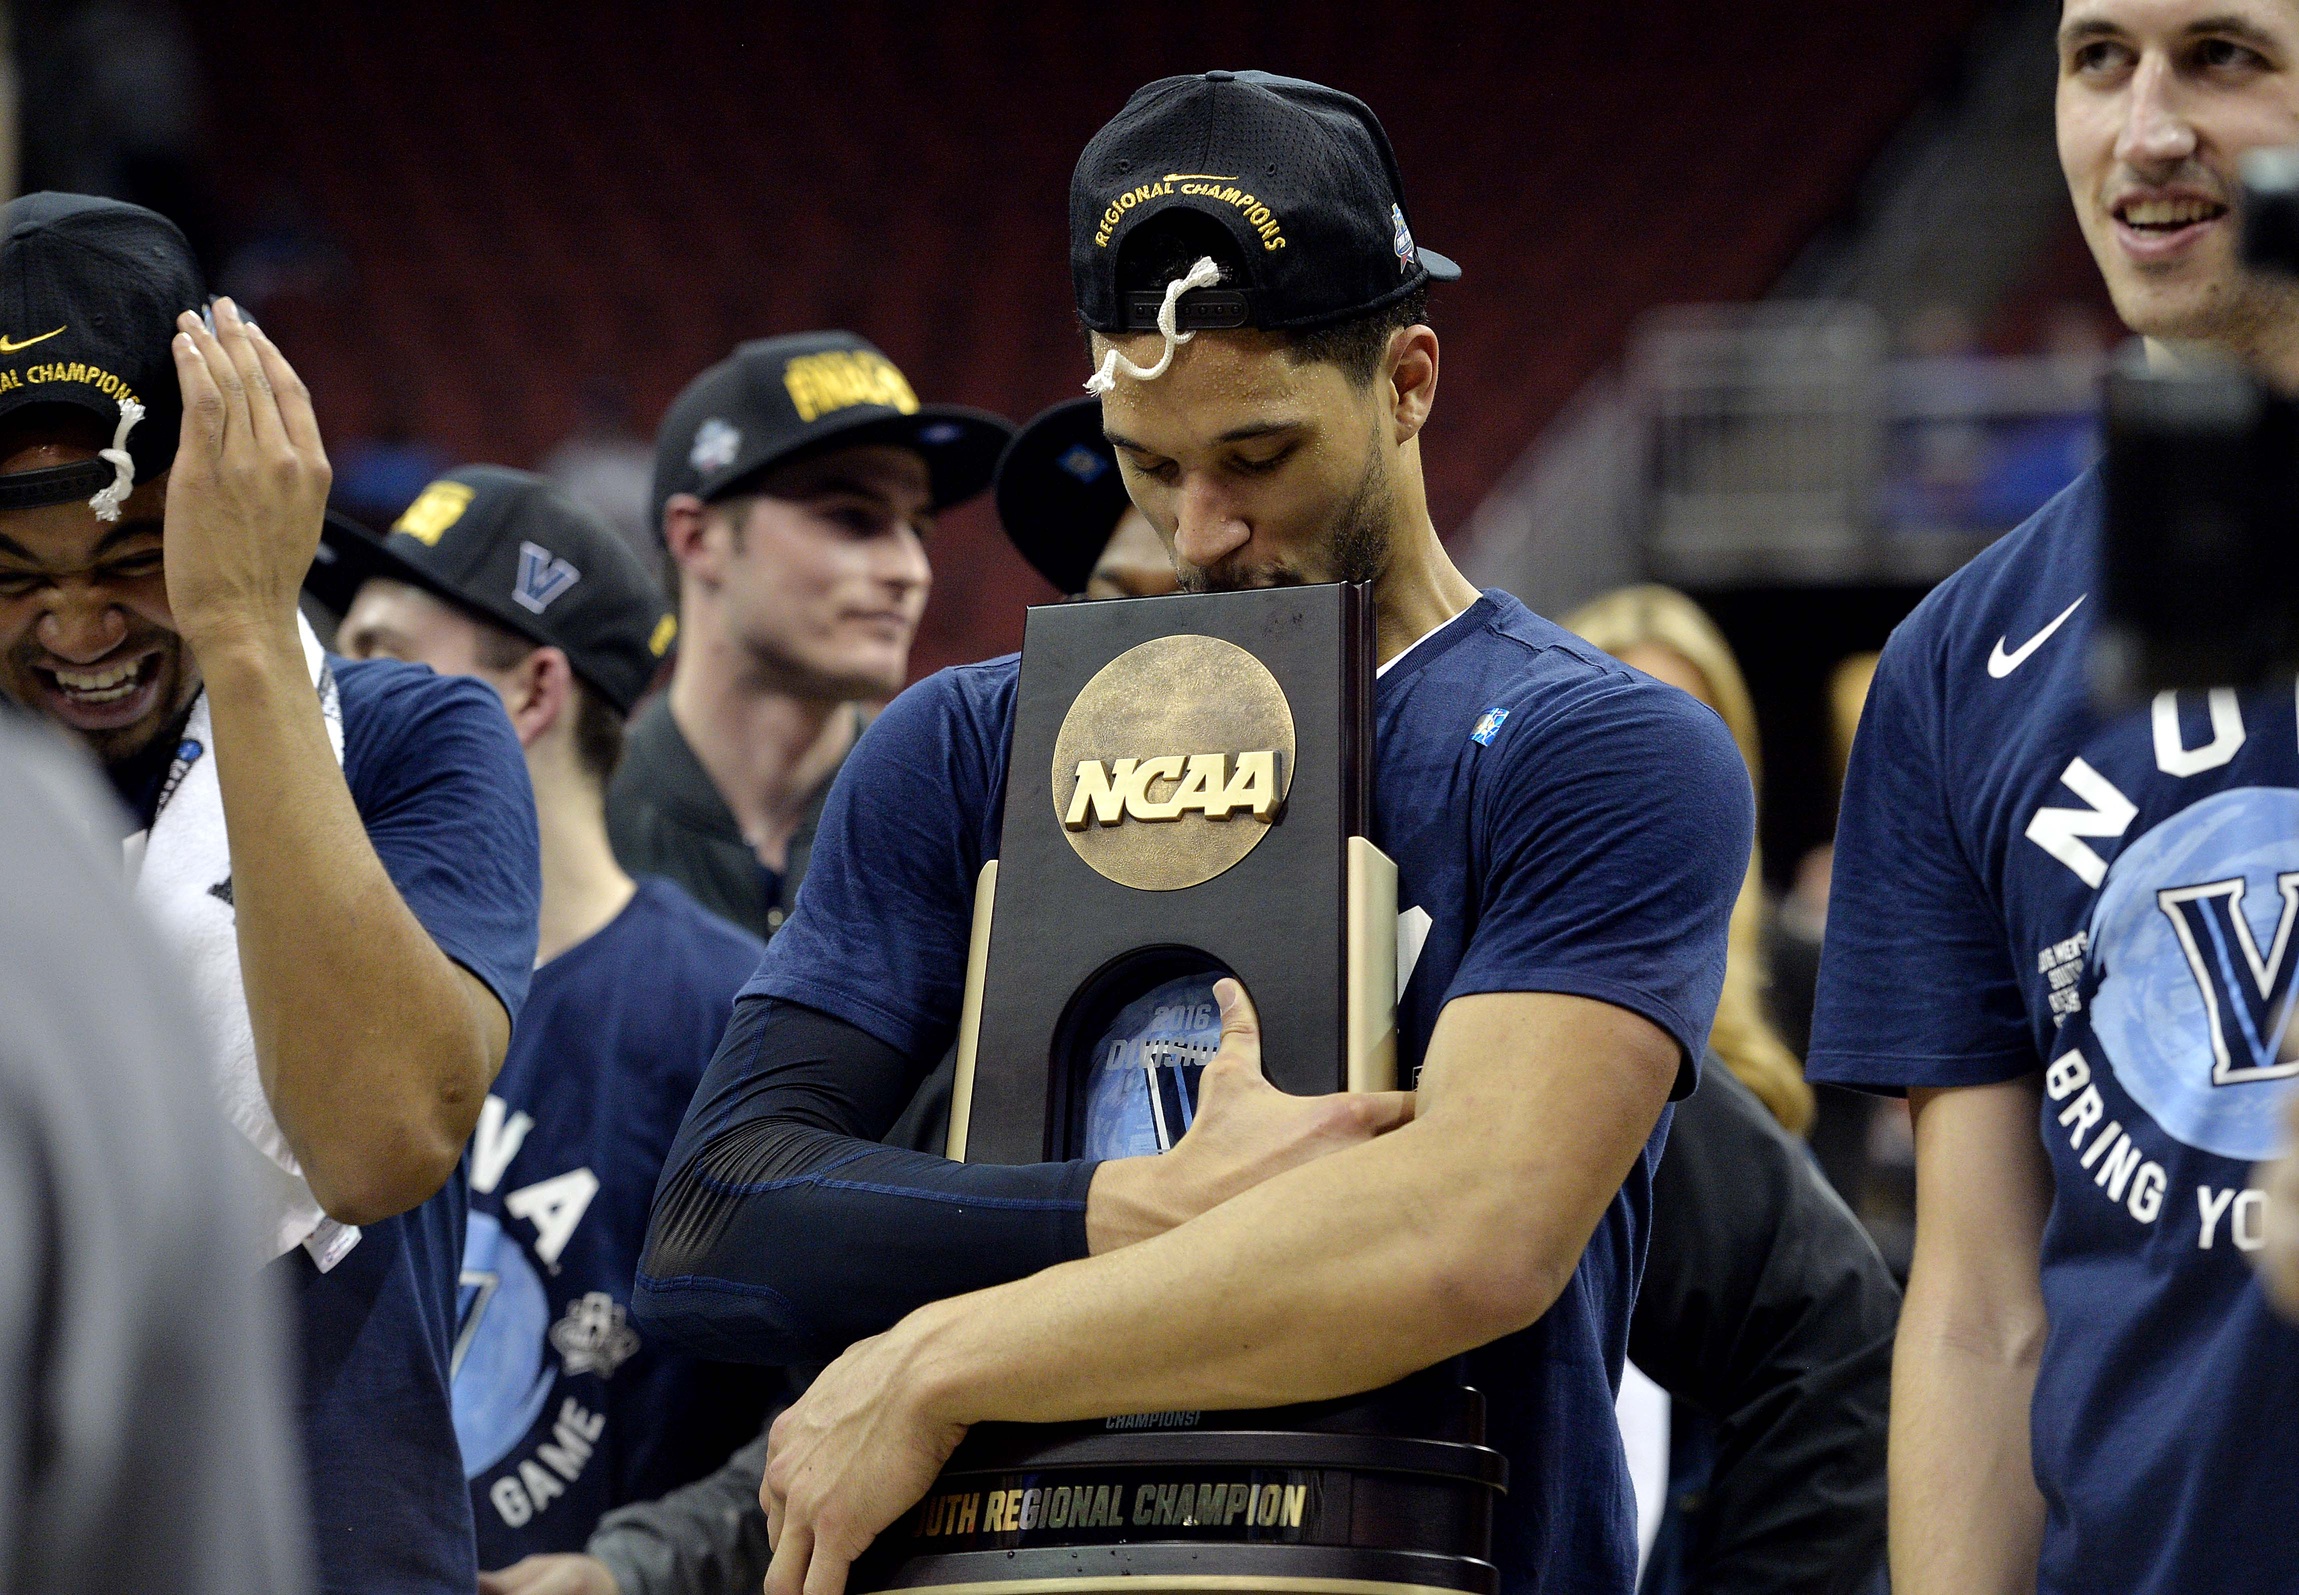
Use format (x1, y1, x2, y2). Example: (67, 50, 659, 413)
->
(652, 331, 1012, 536)
(0, 192, 205, 511)
(1071, 71, 1459, 335)
(307, 465, 674, 715)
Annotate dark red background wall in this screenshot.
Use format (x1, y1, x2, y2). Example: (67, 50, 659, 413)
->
(189, 1, 1983, 678)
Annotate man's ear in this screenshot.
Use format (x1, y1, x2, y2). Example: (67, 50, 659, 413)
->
(1386, 325, 1439, 445)
(502, 645, 576, 750)
(661, 493, 730, 586)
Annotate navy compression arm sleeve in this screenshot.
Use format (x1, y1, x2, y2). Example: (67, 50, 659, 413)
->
(634, 996, 1099, 1365)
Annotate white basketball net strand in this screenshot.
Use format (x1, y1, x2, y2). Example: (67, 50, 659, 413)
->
(88, 396, 145, 523)
(1084, 256, 1223, 394)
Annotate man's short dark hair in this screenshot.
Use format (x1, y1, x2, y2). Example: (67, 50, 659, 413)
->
(1099, 210, 1428, 388)
(473, 625, 627, 785)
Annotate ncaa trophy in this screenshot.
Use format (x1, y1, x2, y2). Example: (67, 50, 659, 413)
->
(852, 583, 1506, 1595)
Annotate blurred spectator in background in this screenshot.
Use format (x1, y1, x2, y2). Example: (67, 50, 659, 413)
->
(607, 333, 1009, 941)
(1562, 584, 1813, 1135)
(330, 382, 451, 531)
(1564, 586, 1897, 1594)
(541, 376, 659, 577)
(1770, 651, 1878, 1029)
(0, 713, 311, 1595)
(323, 468, 774, 1573)
(1762, 651, 1909, 1270)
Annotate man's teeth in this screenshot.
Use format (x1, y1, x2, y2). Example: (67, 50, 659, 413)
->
(52, 660, 144, 700)
(2123, 198, 2222, 227)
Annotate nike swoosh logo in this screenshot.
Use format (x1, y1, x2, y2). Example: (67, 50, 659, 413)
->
(1988, 594, 2086, 678)
(0, 326, 64, 354)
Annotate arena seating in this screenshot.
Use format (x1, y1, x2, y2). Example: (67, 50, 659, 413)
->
(189, 0, 1987, 674)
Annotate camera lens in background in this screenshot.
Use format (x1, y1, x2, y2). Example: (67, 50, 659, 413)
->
(2097, 341, 2299, 706)
(2240, 147, 2299, 275)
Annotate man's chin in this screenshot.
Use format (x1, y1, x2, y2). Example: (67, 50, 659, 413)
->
(1181, 564, 1310, 594)
(4, 655, 193, 767)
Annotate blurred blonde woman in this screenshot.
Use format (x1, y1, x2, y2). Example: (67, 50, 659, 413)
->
(1562, 584, 1814, 1136)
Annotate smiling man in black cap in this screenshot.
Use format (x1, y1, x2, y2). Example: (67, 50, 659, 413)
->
(637, 73, 1751, 1595)
(320, 468, 775, 1573)
(0, 194, 541, 1594)
(606, 333, 1009, 942)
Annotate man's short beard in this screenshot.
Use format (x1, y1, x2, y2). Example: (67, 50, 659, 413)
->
(2, 629, 198, 770)
(1178, 430, 1394, 593)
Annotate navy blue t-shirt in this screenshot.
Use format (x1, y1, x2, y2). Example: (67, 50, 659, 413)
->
(276, 656, 542, 1595)
(454, 877, 773, 1566)
(1808, 470, 2299, 1595)
(741, 590, 1751, 1594)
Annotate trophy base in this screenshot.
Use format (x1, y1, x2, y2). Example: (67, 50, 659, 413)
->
(871, 1543, 1497, 1595)
(852, 1378, 1504, 1595)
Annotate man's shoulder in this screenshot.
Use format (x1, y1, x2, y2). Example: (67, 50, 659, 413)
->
(332, 653, 525, 780)
(899, 653, 1021, 727)
(853, 654, 1021, 771)
(1423, 591, 1737, 753)
(1878, 467, 2100, 692)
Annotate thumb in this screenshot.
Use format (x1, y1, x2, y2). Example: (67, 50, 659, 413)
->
(1211, 977, 1261, 1055)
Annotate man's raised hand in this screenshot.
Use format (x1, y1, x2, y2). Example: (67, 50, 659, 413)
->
(165, 296, 332, 656)
(1085, 977, 1415, 1252)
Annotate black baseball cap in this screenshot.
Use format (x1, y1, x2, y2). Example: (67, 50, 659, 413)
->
(652, 331, 1012, 534)
(995, 398, 1133, 595)
(1072, 71, 1460, 335)
(0, 192, 205, 512)
(307, 465, 674, 715)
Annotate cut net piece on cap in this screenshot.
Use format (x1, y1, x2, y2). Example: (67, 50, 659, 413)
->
(1084, 257, 1222, 394)
(87, 398, 144, 523)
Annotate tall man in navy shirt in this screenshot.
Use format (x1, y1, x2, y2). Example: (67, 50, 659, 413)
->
(324, 468, 775, 1569)
(637, 74, 1751, 1595)
(1809, 5, 2299, 1592)
(0, 196, 540, 1594)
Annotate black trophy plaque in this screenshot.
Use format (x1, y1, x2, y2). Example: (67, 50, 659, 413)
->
(853, 585, 1506, 1595)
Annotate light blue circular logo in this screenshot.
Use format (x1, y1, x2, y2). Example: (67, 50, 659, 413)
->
(451, 1210, 556, 1478)
(1082, 975, 1222, 1161)
(2088, 786, 2299, 1160)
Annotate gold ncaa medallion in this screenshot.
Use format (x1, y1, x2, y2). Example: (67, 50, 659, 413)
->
(1050, 634, 1296, 892)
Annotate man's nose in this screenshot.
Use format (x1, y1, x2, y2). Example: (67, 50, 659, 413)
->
(1171, 477, 1249, 571)
(35, 590, 130, 663)
(2117, 52, 2200, 172)
(883, 524, 933, 595)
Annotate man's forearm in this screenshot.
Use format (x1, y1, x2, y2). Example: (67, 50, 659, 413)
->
(201, 620, 504, 1222)
(1892, 1082, 2051, 1595)
(1888, 1300, 2045, 1594)
(906, 995, 1675, 1427)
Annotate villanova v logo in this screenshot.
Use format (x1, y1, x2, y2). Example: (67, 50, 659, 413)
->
(2157, 872, 2299, 1087)
(513, 541, 581, 614)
